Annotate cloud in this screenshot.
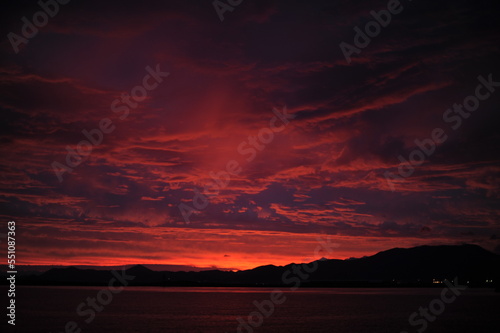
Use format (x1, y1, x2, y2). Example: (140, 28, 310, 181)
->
(1, 0, 500, 268)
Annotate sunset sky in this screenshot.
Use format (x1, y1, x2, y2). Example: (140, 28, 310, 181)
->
(1, 0, 499, 270)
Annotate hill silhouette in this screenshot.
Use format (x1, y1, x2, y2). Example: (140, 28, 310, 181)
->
(4, 244, 499, 288)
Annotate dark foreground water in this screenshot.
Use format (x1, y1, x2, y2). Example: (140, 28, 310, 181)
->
(1, 286, 499, 332)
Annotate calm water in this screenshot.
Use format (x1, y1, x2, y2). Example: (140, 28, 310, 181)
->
(2, 286, 499, 332)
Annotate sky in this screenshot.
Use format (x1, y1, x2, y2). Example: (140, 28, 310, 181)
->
(1, 0, 499, 271)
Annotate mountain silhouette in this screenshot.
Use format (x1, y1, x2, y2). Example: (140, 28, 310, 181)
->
(6, 244, 499, 288)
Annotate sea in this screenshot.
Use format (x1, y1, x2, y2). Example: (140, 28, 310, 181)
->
(1, 286, 499, 332)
